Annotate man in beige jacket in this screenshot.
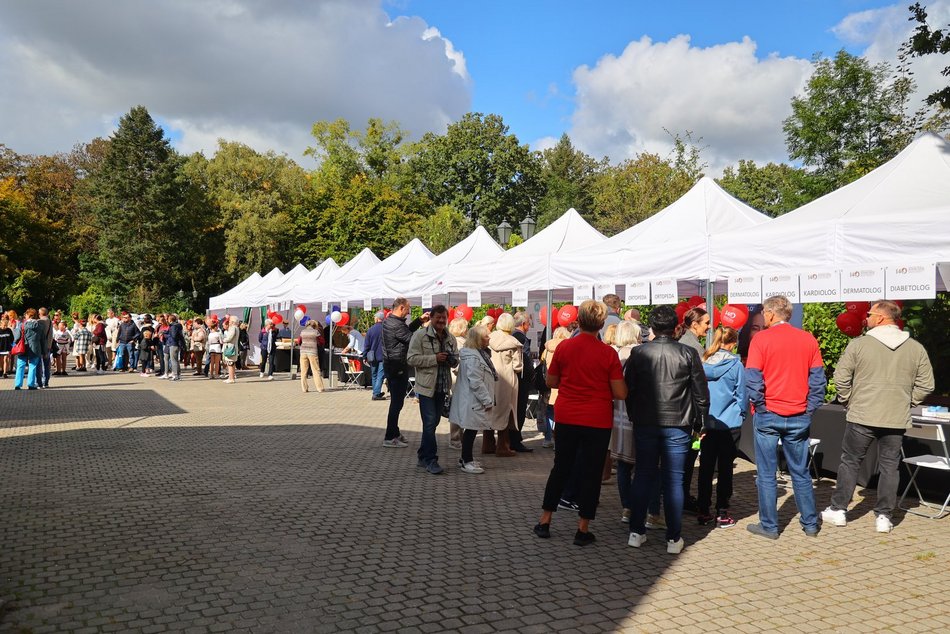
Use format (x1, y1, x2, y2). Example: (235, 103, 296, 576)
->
(822, 299, 934, 533)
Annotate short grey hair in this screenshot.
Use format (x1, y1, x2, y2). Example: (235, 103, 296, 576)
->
(512, 311, 529, 328)
(495, 313, 514, 333)
(762, 295, 793, 322)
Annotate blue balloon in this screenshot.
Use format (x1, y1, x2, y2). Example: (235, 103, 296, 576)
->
(325, 315, 332, 325)
(332, 305, 340, 312)
(300, 315, 310, 326)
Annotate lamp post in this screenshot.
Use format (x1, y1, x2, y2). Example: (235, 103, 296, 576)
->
(496, 220, 512, 245)
(520, 216, 536, 240)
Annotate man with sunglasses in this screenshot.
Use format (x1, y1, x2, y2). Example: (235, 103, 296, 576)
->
(822, 300, 934, 533)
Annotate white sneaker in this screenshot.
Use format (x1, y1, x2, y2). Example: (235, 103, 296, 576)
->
(224, 379, 235, 384)
(875, 514, 893, 533)
(458, 460, 484, 474)
(628, 532, 647, 548)
(382, 438, 409, 448)
(666, 538, 685, 554)
(259, 372, 265, 378)
(541, 440, 555, 449)
(266, 376, 273, 381)
(821, 506, 847, 527)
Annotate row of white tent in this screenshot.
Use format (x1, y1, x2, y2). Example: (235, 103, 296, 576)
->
(210, 132, 950, 315)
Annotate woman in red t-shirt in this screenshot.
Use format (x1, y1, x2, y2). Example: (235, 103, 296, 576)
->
(534, 300, 627, 546)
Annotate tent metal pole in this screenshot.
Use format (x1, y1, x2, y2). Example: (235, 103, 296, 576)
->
(546, 288, 553, 340)
(290, 306, 296, 379)
(705, 279, 715, 350)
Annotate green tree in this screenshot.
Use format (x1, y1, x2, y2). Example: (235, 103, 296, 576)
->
(419, 204, 471, 255)
(590, 151, 698, 235)
(83, 106, 197, 306)
(407, 112, 544, 232)
(906, 3, 950, 109)
(535, 134, 604, 229)
(783, 51, 903, 187)
(717, 160, 823, 217)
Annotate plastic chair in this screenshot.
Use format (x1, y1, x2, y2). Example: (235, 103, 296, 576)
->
(898, 421, 950, 519)
(777, 437, 822, 482)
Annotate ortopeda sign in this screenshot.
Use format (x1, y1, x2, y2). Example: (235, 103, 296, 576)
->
(650, 278, 678, 305)
(840, 267, 885, 301)
(885, 263, 935, 300)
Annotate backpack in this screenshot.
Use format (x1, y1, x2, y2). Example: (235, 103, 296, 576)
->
(533, 358, 549, 394)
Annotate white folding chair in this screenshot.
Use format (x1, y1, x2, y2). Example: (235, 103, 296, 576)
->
(898, 421, 950, 519)
(776, 437, 822, 483)
(341, 358, 363, 390)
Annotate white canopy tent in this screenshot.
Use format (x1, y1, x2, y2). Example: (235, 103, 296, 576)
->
(433, 208, 606, 301)
(382, 225, 505, 301)
(549, 177, 771, 294)
(264, 259, 339, 307)
(208, 272, 262, 311)
(209, 268, 282, 312)
(708, 132, 950, 297)
(330, 238, 435, 304)
(292, 248, 381, 305)
(242, 263, 308, 309)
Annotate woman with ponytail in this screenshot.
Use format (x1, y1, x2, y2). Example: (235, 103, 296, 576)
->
(696, 326, 748, 528)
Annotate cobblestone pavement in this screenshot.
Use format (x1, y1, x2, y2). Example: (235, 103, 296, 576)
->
(1, 370, 947, 633)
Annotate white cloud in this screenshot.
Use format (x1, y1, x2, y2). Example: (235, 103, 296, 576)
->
(568, 34, 812, 174)
(531, 136, 559, 153)
(0, 0, 470, 161)
(833, 0, 950, 109)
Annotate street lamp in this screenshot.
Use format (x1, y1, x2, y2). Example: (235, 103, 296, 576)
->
(496, 220, 512, 245)
(520, 216, 536, 240)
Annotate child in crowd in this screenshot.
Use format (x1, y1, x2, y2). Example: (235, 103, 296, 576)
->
(139, 318, 157, 377)
(0, 316, 13, 378)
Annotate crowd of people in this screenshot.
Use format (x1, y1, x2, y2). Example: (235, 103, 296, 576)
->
(373, 293, 934, 554)
(2, 291, 935, 553)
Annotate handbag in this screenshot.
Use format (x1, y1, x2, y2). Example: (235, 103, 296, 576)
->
(10, 337, 25, 356)
(442, 394, 452, 418)
(223, 343, 236, 357)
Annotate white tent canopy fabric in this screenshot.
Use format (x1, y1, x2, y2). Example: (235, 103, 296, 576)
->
(434, 208, 607, 296)
(264, 259, 339, 306)
(331, 238, 435, 302)
(708, 132, 950, 280)
(382, 225, 505, 299)
(549, 177, 771, 287)
(292, 248, 381, 305)
(209, 268, 282, 311)
(208, 272, 262, 310)
(242, 263, 308, 308)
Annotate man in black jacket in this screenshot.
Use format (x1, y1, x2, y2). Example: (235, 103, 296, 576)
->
(511, 311, 533, 452)
(381, 298, 428, 448)
(624, 305, 709, 555)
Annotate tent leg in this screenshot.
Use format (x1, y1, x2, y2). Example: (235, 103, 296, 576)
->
(704, 280, 715, 350)
(546, 289, 553, 341)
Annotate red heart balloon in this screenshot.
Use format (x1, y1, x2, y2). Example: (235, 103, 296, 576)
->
(836, 311, 863, 337)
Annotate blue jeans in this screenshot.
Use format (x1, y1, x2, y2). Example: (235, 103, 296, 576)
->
(154, 341, 165, 374)
(370, 361, 385, 397)
(753, 411, 818, 533)
(14, 353, 39, 388)
(416, 392, 445, 466)
(130, 345, 140, 371)
(542, 404, 555, 442)
(115, 343, 132, 370)
(629, 425, 690, 542)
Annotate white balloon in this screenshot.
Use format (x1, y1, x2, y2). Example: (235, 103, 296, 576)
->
(294, 309, 304, 321)
(330, 310, 342, 323)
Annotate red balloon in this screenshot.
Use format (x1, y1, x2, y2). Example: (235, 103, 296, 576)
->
(893, 300, 904, 309)
(675, 301, 689, 323)
(490, 307, 504, 320)
(558, 305, 578, 327)
(337, 312, 350, 326)
(845, 301, 871, 315)
(384, 309, 392, 318)
(539, 306, 559, 327)
(836, 311, 863, 337)
(712, 305, 721, 328)
(719, 304, 749, 330)
(454, 304, 474, 321)
(297, 305, 307, 315)
(687, 295, 705, 308)
(211, 314, 219, 322)
(272, 314, 284, 325)
(896, 318, 905, 330)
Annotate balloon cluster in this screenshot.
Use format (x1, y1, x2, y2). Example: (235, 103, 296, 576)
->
(452, 304, 474, 321)
(835, 300, 904, 337)
(539, 305, 579, 328)
(266, 310, 284, 325)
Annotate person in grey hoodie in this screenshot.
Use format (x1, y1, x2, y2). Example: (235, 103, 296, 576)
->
(696, 326, 747, 528)
(822, 299, 934, 533)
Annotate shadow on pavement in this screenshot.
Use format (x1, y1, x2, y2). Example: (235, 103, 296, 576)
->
(0, 389, 186, 428)
(0, 423, 685, 633)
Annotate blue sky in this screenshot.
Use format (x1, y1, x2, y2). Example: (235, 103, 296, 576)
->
(0, 0, 944, 172)
(391, 0, 901, 157)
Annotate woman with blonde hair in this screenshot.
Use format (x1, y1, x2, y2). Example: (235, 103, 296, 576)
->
(448, 325, 497, 474)
(611, 320, 642, 522)
(483, 312, 522, 456)
(479, 314, 495, 333)
(447, 318, 469, 450)
(602, 324, 618, 349)
(534, 300, 627, 546)
(696, 326, 746, 528)
(221, 315, 240, 384)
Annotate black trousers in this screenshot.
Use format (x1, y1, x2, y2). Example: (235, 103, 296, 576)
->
(384, 362, 409, 441)
(542, 423, 612, 520)
(697, 428, 741, 513)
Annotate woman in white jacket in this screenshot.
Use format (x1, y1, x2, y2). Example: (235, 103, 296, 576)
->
(448, 325, 497, 474)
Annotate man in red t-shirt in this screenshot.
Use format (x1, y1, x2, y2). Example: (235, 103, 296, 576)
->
(745, 295, 826, 540)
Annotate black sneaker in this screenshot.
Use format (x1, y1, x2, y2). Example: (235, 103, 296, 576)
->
(573, 530, 596, 546)
(558, 499, 580, 512)
(533, 523, 550, 539)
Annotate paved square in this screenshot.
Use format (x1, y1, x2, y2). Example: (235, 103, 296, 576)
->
(1, 371, 947, 633)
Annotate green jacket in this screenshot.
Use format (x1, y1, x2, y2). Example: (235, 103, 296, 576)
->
(833, 325, 934, 429)
(407, 324, 459, 398)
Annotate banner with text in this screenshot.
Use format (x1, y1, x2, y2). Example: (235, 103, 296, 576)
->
(594, 283, 616, 301)
(511, 288, 528, 307)
(573, 285, 592, 305)
(624, 280, 651, 305)
(727, 275, 762, 304)
(650, 278, 678, 305)
(840, 267, 885, 301)
(799, 270, 840, 302)
(363, 299, 373, 311)
(467, 290, 482, 307)
(762, 273, 800, 304)
(885, 263, 936, 300)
